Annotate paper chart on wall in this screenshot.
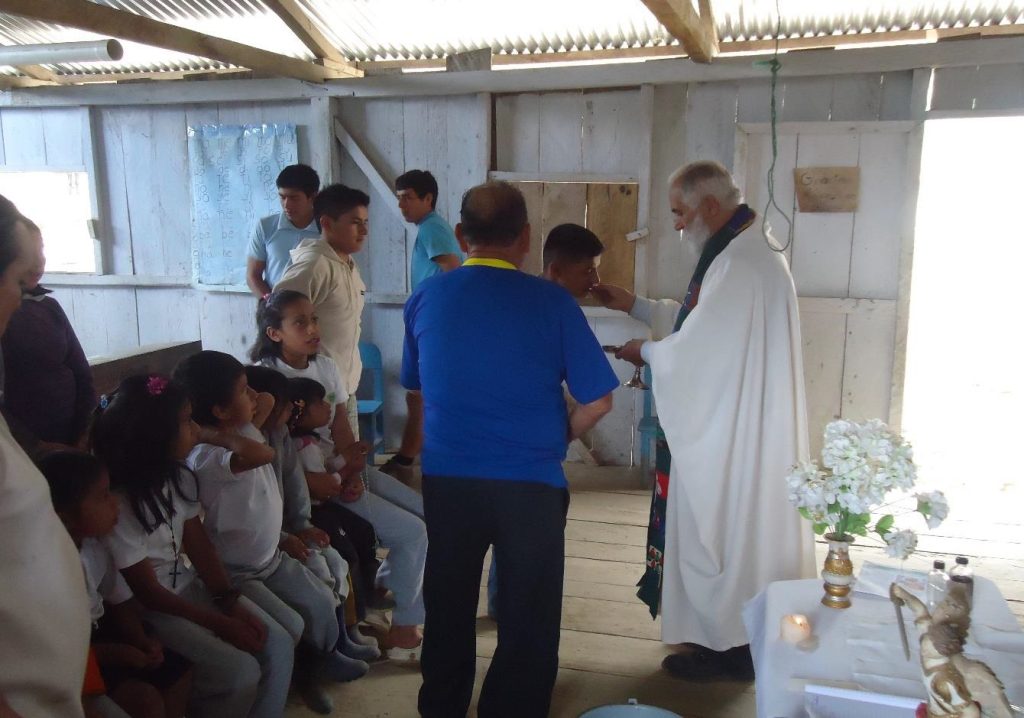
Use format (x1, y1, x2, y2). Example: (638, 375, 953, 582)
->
(187, 123, 297, 287)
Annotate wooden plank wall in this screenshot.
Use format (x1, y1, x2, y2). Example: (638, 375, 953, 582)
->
(739, 123, 910, 456)
(930, 63, 1024, 112)
(334, 94, 490, 450)
(495, 89, 654, 464)
(491, 73, 915, 465)
(0, 100, 312, 361)
(0, 71, 919, 465)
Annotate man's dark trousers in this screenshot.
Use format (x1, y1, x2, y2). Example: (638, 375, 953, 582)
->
(418, 475, 568, 718)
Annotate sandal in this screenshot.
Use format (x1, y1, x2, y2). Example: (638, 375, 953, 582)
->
(385, 644, 422, 664)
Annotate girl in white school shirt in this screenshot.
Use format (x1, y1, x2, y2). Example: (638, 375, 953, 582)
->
(173, 351, 369, 699)
(91, 373, 295, 718)
(252, 290, 427, 657)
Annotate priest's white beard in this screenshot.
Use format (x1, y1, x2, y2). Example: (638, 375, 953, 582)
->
(679, 215, 711, 254)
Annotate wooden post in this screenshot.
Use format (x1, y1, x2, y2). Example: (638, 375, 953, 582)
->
(309, 96, 341, 185)
(888, 68, 930, 431)
(81, 106, 110, 275)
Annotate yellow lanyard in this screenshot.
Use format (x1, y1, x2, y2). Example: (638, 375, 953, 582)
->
(463, 257, 517, 270)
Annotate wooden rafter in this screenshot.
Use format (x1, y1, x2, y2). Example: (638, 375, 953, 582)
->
(0, 0, 362, 81)
(260, 0, 347, 64)
(697, 0, 719, 56)
(0, 73, 53, 89)
(14, 64, 60, 82)
(639, 0, 718, 63)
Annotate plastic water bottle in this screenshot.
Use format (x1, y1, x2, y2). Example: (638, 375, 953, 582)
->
(949, 556, 974, 609)
(926, 559, 948, 611)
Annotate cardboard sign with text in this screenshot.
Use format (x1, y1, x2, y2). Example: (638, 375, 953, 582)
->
(794, 166, 860, 213)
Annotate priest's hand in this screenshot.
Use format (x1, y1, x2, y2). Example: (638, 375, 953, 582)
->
(615, 339, 646, 367)
(591, 283, 636, 313)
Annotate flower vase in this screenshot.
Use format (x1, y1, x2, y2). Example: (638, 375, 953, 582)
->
(821, 533, 854, 609)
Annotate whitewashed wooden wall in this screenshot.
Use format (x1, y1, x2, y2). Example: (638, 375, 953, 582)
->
(0, 101, 313, 364)
(0, 69, 931, 465)
(930, 63, 1024, 112)
(334, 94, 490, 451)
(738, 123, 913, 456)
(486, 73, 915, 463)
(493, 88, 651, 464)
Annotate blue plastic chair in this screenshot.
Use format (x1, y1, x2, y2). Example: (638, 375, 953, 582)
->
(637, 365, 657, 485)
(356, 342, 385, 464)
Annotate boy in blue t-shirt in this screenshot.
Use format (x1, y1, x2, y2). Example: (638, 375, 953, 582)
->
(384, 170, 465, 483)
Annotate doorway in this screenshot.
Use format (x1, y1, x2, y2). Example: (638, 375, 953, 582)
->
(902, 116, 1024, 575)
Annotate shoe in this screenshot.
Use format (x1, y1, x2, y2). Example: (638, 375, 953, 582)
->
(362, 609, 392, 634)
(337, 624, 381, 661)
(320, 650, 369, 683)
(347, 624, 379, 650)
(296, 677, 334, 715)
(662, 644, 754, 682)
(385, 644, 422, 665)
(722, 644, 755, 680)
(368, 586, 397, 610)
(662, 648, 730, 681)
(379, 456, 415, 484)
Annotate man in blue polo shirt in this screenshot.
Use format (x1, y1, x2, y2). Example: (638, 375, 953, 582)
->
(383, 170, 465, 483)
(403, 181, 617, 718)
(246, 163, 321, 297)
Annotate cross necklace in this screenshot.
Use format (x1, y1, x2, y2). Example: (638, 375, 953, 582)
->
(164, 489, 183, 588)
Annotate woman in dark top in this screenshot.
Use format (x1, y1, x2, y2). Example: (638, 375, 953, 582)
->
(0, 218, 95, 449)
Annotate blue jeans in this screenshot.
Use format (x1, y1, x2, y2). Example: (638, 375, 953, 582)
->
(143, 579, 294, 718)
(338, 467, 426, 625)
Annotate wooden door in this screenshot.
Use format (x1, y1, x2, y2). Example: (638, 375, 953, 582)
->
(508, 180, 638, 296)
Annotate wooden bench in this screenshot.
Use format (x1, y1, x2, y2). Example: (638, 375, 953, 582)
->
(89, 341, 202, 397)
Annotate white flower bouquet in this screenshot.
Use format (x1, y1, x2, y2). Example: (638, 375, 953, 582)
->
(786, 419, 949, 559)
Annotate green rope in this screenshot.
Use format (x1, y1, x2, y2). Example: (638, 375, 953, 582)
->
(755, 0, 794, 254)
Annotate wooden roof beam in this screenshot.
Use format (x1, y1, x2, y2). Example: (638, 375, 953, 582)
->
(260, 0, 353, 69)
(0, 73, 54, 88)
(640, 0, 718, 63)
(0, 0, 362, 81)
(14, 64, 60, 82)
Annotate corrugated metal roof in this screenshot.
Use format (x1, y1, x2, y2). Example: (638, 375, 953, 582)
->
(294, 0, 672, 61)
(714, 0, 1024, 42)
(0, 0, 1022, 78)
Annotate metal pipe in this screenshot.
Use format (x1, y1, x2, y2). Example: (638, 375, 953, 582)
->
(0, 40, 124, 67)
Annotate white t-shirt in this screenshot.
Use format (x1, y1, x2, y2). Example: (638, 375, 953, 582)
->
(292, 435, 342, 506)
(105, 469, 200, 594)
(261, 354, 349, 455)
(81, 537, 133, 622)
(187, 423, 283, 576)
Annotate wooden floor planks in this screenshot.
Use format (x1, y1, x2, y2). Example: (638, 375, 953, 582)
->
(285, 471, 1023, 717)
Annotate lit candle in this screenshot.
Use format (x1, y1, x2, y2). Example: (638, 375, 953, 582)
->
(780, 614, 813, 644)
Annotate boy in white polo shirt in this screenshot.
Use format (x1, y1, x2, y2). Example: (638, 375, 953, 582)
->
(175, 350, 368, 710)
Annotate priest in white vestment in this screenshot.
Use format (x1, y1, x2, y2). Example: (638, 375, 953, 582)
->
(594, 161, 815, 681)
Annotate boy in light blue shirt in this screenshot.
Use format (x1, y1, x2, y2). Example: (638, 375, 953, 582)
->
(246, 164, 321, 297)
(384, 170, 465, 482)
(396, 170, 464, 290)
